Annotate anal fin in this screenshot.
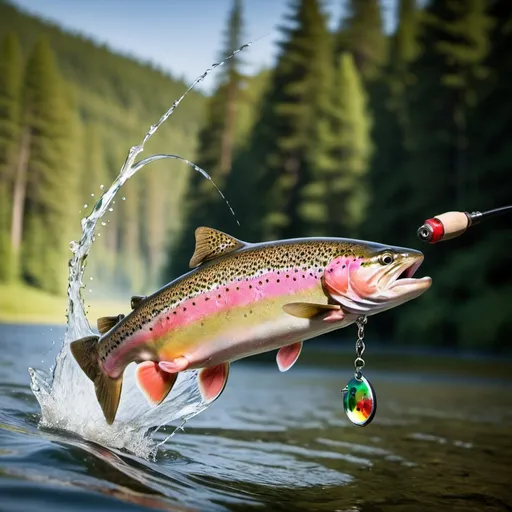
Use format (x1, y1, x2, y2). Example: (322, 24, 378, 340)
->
(283, 302, 341, 319)
(135, 361, 177, 406)
(198, 362, 230, 403)
(277, 341, 303, 372)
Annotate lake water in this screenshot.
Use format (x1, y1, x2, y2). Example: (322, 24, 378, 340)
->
(1, 323, 511, 512)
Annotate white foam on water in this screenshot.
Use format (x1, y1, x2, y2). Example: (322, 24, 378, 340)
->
(28, 43, 253, 460)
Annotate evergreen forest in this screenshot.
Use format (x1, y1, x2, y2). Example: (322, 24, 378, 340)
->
(1, 0, 511, 351)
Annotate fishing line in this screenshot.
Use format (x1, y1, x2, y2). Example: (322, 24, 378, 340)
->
(98, 33, 272, 231)
(417, 205, 512, 244)
(132, 154, 239, 226)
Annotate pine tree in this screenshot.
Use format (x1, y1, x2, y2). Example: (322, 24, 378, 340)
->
(361, 0, 420, 244)
(393, 0, 493, 347)
(0, 33, 22, 281)
(218, 0, 244, 176)
(446, 0, 512, 350)
(327, 52, 372, 236)
(0, 2, 207, 296)
(165, 0, 246, 279)
(336, 0, 388, 81)
(214, 69, 272, 240)
(244, 0, 334, 241)
(20, 38, 77, 294)
(388, 0, 420, 141)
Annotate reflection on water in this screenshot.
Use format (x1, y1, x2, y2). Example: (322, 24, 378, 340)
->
(1, 324, 512, 511)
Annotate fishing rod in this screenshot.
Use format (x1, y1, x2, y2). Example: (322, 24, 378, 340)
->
(417, 205, 512, 244)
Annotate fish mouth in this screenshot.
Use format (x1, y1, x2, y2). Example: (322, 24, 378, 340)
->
(388, 254, 432, 291)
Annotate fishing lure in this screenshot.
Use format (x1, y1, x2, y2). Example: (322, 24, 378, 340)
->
(342, 316, 376, 427)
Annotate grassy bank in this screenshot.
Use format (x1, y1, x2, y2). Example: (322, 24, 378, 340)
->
(0, 283, 128, 325)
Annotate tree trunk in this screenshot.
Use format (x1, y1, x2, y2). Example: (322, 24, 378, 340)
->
(10, 128, 30, 257)
(220, 80, 237, 176)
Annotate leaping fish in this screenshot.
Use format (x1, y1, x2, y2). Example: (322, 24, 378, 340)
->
(70, 227, 432, 425)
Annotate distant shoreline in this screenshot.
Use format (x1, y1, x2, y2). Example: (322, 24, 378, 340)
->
(2, 320, 511, 382)
(0, 282, 128, 326)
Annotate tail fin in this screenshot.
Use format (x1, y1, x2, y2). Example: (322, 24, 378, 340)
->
(70, 335, 123, 425)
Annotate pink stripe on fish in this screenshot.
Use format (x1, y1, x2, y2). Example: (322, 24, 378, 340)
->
(152, 266, 323, 334)
(103, 266, 323, 374)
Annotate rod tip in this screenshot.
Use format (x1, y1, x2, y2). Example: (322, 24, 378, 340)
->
(417, 224, 433, 242)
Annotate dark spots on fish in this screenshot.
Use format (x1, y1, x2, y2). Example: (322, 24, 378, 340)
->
(258, 281, 262, 286)
(192, 301, 196, 306)
(183, 307, 187, 312)
(149, 327, 153, 332)
(244, 313, 247, 318)
(342, 265, 346, 268)
(250, 310, 253, 314)
(107, 239, 368, 338)
(166, 316, 169, 320)
(286, 274, 290, 278)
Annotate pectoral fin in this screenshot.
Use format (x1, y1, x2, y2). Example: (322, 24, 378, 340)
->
(283, 302, 341, 319)
(277, 341, 303, 372)
(198, 362, 230, 403)
(158, 357, 190, 374)
(135, 361, 177, 406)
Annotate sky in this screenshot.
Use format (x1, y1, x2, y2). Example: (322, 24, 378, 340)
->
(11, 0, 397, 93)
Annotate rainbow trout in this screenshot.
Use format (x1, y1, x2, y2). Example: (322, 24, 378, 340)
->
(71, 227, 432, 425)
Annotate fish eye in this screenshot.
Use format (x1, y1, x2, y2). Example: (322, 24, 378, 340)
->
(379, 252, 394, 265)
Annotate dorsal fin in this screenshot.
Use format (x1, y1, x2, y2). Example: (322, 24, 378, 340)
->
(130, 295, 146, 310)
(97, 314, 125, 335)
(189, 227, 246, 268)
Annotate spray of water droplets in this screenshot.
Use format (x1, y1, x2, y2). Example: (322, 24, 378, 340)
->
(28, 41, 256, 459)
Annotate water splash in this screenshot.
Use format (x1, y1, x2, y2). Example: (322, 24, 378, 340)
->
(28, 42, 254, 460)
